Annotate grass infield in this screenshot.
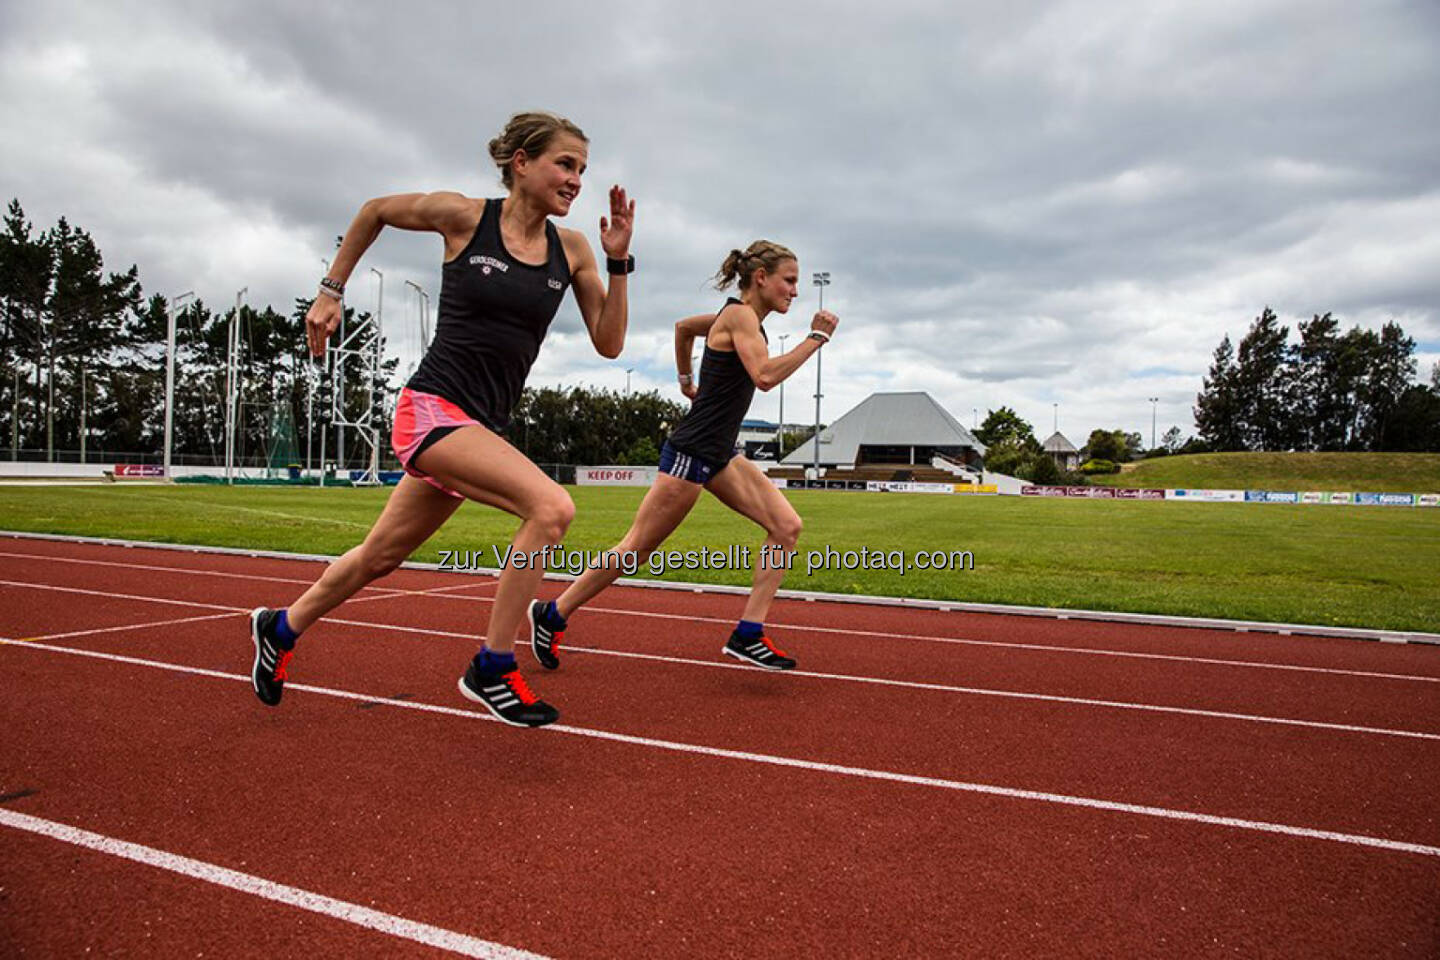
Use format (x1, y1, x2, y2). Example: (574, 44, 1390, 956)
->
(1, 483, 1437, 633)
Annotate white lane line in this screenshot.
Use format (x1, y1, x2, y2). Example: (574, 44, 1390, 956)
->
(3, 637, 1438, 860)
(0, 580, 250, 612)
(0, 550, 403, 595)
(561, 646, 1440, 742)
(572, 605, 1440, 684)
(39, 612, 242, 642)
(345, 582, 499, 605)
(0, 807, 546, 959)
(3, 579, 1434, 737)
(2, 551, 1434, 682)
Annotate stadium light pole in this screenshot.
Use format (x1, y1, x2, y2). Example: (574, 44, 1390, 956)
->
(163, 290, 195, 479)
(1148, 397, 1159, 451)
(224, 288, 246, 485)
(812, 271, 830, 477)
(625, 368, 633, 395)
(776, 333, 789, 448)
(404, 280, 430, 356)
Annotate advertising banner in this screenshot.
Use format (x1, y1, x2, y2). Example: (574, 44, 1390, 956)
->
(113, 463, 165, 477)
(868, 481, 954, 494)
(1167, 488, 1245, 502)
(1115, 488, 1166, 500)
(1353, 492, 1416, 506)
(1418, 494, 1439, 507)
(1021, 486, 1069, 497)
(115, 463, 161, 477)
(1245, 490, 1299, 503)
(1068, 486, 1116, 498)
(952, 484, 999, 495)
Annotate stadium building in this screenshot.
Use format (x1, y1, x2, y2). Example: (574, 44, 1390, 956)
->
(774, 392, 986, 481)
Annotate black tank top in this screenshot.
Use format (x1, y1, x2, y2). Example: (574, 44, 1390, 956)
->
(667, 298, 766, 464)
(407, 198, 570, 430)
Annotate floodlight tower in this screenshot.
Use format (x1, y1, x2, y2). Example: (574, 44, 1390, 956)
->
(224, 288, 247, 484)
(811, 271, 830, 476)
(163, 290, 195, 479)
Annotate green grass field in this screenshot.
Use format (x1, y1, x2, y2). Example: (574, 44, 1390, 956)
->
(1097, 451, 1440, 493)
(2, 483, 1437, 633)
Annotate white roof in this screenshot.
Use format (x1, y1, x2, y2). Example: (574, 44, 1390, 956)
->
(781, 392, 987, 465)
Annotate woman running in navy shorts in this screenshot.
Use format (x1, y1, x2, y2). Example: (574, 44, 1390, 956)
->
(249, 111, 635, 728)
(525, 240, 837, 672)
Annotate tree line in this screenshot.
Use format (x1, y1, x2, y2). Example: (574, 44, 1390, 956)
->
(1194, 308, 1439, 452)
(0, 198, 686, 469)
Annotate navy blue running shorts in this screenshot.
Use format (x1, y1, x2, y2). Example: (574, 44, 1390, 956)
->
(658, 441, 729, 485)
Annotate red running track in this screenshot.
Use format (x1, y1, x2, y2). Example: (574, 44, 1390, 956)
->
(1, 533, 1437, 958)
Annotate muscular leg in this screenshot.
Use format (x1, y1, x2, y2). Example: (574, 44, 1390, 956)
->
(704, 456, 803, 624)
(287, 475, 462, 633)
(413, 424, 576, 654)
(553, 473, 702, 619)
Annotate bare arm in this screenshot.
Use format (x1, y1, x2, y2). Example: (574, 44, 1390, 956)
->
(728, 307, 840, 392)
(306, 191, 477, 356)
(673, 312, 718, 399)
(565, 185, 635, 360)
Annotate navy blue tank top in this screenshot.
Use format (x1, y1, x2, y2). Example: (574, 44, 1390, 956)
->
(667, 299, 766, 464)
(407, 198, 570, 430)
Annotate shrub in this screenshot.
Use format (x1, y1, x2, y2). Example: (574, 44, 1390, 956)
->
(1080, 458, 1120, 475)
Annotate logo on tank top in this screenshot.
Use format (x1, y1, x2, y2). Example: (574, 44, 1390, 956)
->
(469, 254, 509, 275)
(547, 278, 563, 290)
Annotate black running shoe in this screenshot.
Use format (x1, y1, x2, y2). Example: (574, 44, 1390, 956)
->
(528, 601, 564, 670)
(722, 632, 796, 671)
(250, 607, 295, 707)
(458, 661, 560, 728)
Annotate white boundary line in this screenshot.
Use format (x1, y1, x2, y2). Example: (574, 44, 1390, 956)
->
(5, 578, 1438, 738)
(3, 567, 1433, 685)
(0, 807, 546, 959)
(3, 637, 1438, 860)
(561, 646, 1440, 741)
(5, 531, 1436, 645)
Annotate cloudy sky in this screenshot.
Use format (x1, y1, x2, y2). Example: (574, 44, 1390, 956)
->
(3, 0, 1437, 445)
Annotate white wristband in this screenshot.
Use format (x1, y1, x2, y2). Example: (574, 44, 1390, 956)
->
(807, 330, 830, 344)
(678, 373, 693, 384)
(317, 285, 343, 301)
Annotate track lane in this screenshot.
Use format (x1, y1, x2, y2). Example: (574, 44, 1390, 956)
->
(2, 646, 1437, 959)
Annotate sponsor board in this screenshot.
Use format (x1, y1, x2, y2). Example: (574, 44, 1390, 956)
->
(1021, 485, 1069, 497)
(1419, 494, 1439, 507)
(1328, 492, 1353, 504)
(867, 481, 955, 494)
(768, 478, 789, 489)
(114, 463, 165, 478)
(1300, 491, 1324, 504)
(577, 466, 657, 486)
(1115, 488, 1166, 500)
(1069, 486, 1115, 498)
(1245, 490, 1299, 503)
(1355, 492, 1416, 506)
(1167, 488, 1245, 502)
(952, 484, 999, 495)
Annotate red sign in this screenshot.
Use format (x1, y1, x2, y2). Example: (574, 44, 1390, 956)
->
(114, 464, 165, 477)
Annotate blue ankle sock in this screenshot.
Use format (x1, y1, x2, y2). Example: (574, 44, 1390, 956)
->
(474, 646, 517, 674)
(274, 609, 299, 648)
(540, 601, 567, 630)
(736, 619, 764, 640)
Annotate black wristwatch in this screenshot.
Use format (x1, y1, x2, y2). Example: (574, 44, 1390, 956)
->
(606, 254, 636, 275)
